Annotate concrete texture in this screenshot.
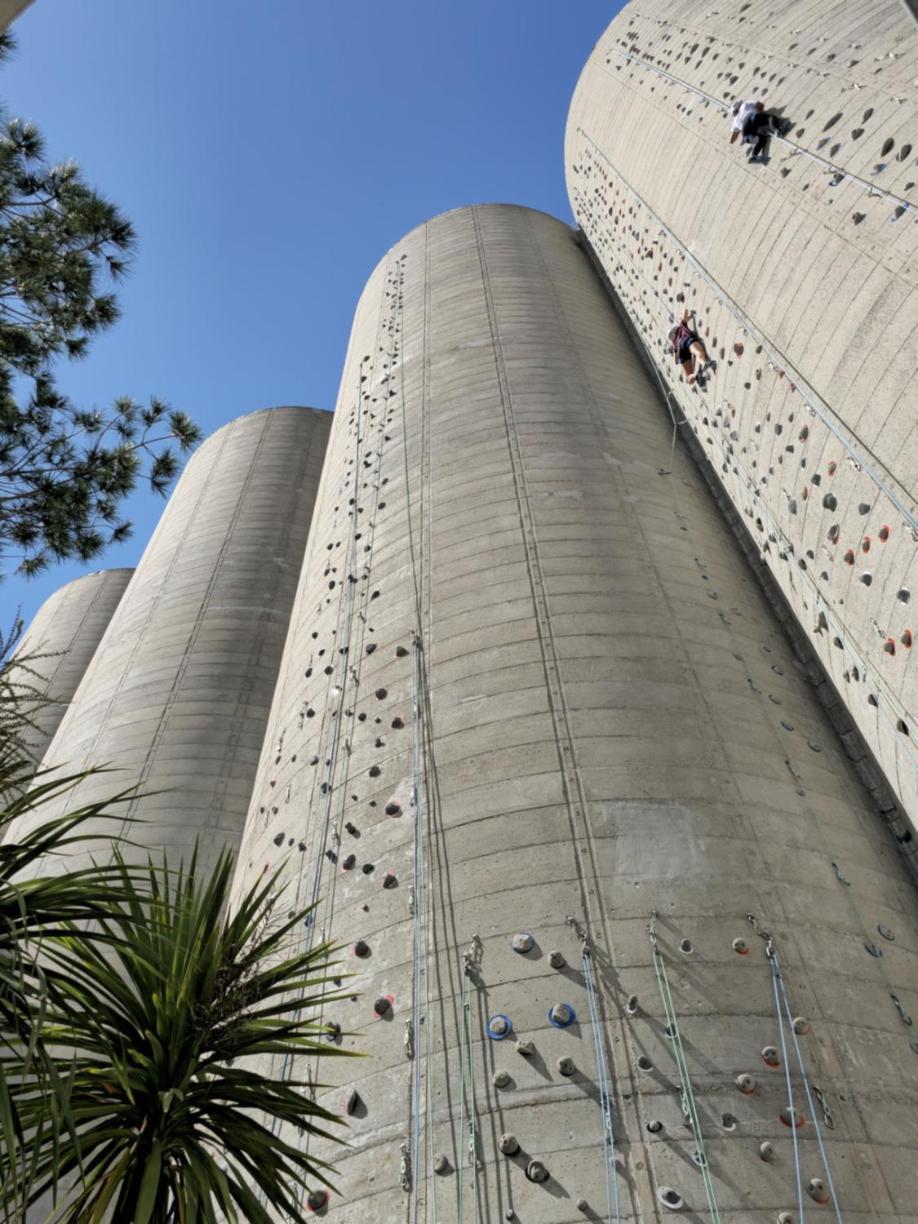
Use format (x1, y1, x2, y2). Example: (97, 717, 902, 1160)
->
(231, 205, 918, 1222)
(566, 0, 918, 836)
(6, 407, 331, 877)
(6, 568, 132, 779)
(0, 0, 33, 31)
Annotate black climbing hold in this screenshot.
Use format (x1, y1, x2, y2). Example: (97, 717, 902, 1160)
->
(273, 833, 284, 847)
(383, 872, 397, 888)
(326, 850, 337, 863)
(366, 642, 377, 654)
(391, 716, 405, 729)
(374, 996, 391, 1016)
(396, 645, 409, 657)
(354, 940, 370, 958)
(375, 687, 387, 700)
(341, 854, 356, 871)
(362, 863, 375, 874)
(385, 802, 402, 816)
(369, 765, 381, 777)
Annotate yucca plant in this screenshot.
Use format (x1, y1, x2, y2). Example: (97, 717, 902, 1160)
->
(13, 848, 352, 1223)
(0, 763, 139, 1222)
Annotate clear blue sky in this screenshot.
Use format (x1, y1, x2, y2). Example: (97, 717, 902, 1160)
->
(3, 0, 620, 629)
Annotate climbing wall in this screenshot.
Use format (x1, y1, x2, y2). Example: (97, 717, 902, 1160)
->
(233, 206, 918, 1222)
(566, 0, 918, 839)
(6, 407, 331, 877)
(4, 568, 132, 783)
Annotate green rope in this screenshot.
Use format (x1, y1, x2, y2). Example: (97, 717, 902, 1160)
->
(649, 918, 722, 1222)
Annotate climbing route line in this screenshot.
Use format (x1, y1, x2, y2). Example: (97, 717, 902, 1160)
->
(748, 914, 846, 1222)
(458, 938, 482, 1224)
(409, 632, 431, 1223)
(830, 862, 918, 1047)
(600, 46, 916, 211)
(570, 916, 623, 1224)
(570, 171, 917, 777)
(574, 127, 916, 531)
(648, 912, 723, 1223)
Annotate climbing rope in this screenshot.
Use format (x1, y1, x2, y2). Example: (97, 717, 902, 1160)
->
(570, 182, 918, 765)
(409, 630, 430, 1224)
(458, 940, 481, 1224)
(830, 863, 918, 1046)
(748, 914, 846, 1222)
(574, 128, 916, 533)
(648, 913, 722, 1223)
(569, 916, 622, 1224)
(600, 47, 915, 212)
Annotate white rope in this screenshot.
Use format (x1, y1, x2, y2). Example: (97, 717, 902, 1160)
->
(602, 47, 914, 211)
(574, 127, 916, 533)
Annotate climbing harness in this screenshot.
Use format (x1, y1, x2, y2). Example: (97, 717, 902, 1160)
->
(648, 912, 722, 1223)
(568, 915, 622, 1224)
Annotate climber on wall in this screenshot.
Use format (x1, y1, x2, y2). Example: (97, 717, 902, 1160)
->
(729, 98, 760, 144)
(736, 100, 794, 162)
(668, 310, 714, 385)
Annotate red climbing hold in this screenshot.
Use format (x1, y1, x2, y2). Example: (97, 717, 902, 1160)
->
(901, 630, 912, 649)
(843, 549, 855, 565)
(884, 638, 896, 655)
(879, 525, 890, 541)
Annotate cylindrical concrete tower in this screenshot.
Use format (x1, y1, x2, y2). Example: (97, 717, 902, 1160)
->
(7, 407, 331, 877)
(565, 0, 918, 835)
(5, 568, 132, 779)
(233, 207, 918, 1221)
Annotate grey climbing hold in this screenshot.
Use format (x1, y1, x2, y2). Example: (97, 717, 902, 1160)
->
(515, 1039, 535, 1056)
(548, 1002, 576, 1028)
(499, 1133, 520, 1155)
(792, 1016, 810, 1035)
(762, 1045, 780, 1067)
(626, 994, 639, 1015)
(306, 1189, 328, 1210)
(646, 1119, 663, 1133)
(576, 1200, 589, 1213)
(657, 1187, 684, 1210)
(525, 1160, 549, 1184)
(548, 950, 566, 969)
(878, 924, 895, 941)
(760, 1140, 775, 1162)
(808, 1177, 830, 1204)
(511, 931, 535, 954)
(433, 1152, 450, 1175)
(735, 1072, 756, 1094)
(557, 1057, 575, 1077)
(492, 1069, 511, 1088)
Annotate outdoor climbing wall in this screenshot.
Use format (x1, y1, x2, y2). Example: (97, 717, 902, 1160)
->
(4, 568, 132, 781)
(6, 407, 331, 876)
(232, 206, 918, 1222)
(566, 0, 918, 838)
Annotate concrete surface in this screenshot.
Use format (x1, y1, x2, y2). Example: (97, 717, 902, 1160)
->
(566, 0, 918, 836)
(5, 568, 132, 780)
(231, 205, 918, 1222)
(0, 0, 33, 31)
(6, 407, 331, 878)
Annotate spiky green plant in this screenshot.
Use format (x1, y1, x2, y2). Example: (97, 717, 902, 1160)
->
(12, 849, 352, 1223)
(0, 762, 139, 1222)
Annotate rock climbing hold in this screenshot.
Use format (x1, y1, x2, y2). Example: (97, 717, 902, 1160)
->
(733, 938, 749, 954)
(365, 642, 376, 654)
(647, 1119, 663, 1133)
(515, 1039, 535, 1056)
(808, 1177, 830, 1204)
(375, 687, 387, 700)
(878, 924, 895, 941)
(433, 1153, 450, 1175)
(762, 1046, 780, 1067)
(324, 1021, 341, 1042)
(487, 1014, 513, 1040)
(735, 1072, 756, 1094)
(373, 996, 391, 1017)
(391, 716, 405, 729)
(492, 1069, 511, 1089)
(385, 802, 401, 816)
(759, 1140, 775, 1162)
(777, 1214, 793, 1224)
(576, 1200, 589, 1213)
(679, 938, 693, 953)
(383, 871, 397, 888)
(780, 1107, 805, 1128)
(511, 932, 535, 954)
(548, 950, 566, 969)
(499, 1132, 520, 1155)
(548, 1003, 576, 1028)
(626, 994, 639, 1015)
(557, 1057, 575, 1077)
(525, 1160, 549, 1184)
(341, 854, 356, 871)
(306, 1189, 328, 1211)
(396, 645, 409, 657)
(637, 1055, 653, 1072)
(353, 940, 370, 958)
(657, 1187, 684, 1210)
(721, 1112, 737, 1131)
(793, 1016, 810, 1035)
(344, 1088, 361, 1115)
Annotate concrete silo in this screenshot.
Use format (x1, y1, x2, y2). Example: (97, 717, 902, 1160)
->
(233, 206, 918, 1221)
(5, 568, 132, 780)
(565, 0, 918, 836)
(6, 406, 331, 876)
